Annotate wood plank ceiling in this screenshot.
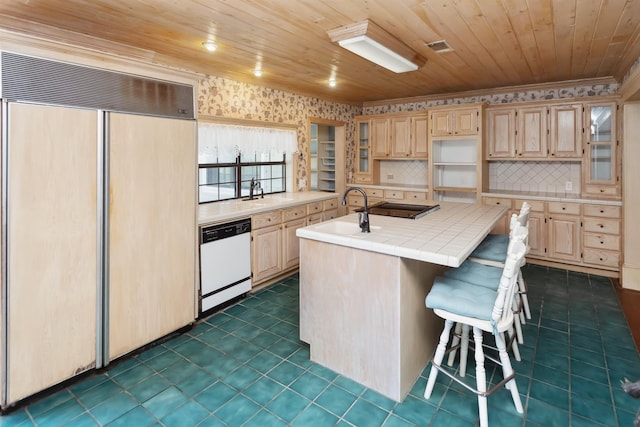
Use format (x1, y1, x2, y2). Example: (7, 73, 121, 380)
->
(0, 0, 639, 104)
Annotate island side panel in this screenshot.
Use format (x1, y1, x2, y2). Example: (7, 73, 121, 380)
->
(398, 258, 446, 397)
(299, 238, 445, 401)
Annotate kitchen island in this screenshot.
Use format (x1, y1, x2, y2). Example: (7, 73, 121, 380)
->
(296, 201, 507, 402)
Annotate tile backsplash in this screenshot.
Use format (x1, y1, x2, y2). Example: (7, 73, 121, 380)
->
(379, 160, 429, 185)
(489, 161, 581, 194)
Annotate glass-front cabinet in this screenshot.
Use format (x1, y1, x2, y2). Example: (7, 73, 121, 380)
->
(583, 102, 619, 198)
(354, 118, 372, 183)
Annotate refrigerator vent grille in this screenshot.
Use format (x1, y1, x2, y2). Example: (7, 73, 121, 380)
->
(1, 52, 194, 119)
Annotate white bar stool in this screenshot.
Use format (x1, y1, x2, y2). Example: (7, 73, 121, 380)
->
(424, 238, 527, 427)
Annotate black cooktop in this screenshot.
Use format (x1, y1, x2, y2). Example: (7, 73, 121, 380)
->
(356, 202, 440, 220)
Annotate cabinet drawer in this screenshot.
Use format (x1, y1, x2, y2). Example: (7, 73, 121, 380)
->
(307, 201, 323, 215)
(584, 185, 618, 197)
(583, 204, 621, 219)
(354, 174, 372, 184)
(252, 210, 282, 229)
(583, 233, 620, 251)
(283, 205, 306, 222)
(349, 195, 383, 207)
(548, 202, 581, 215)
(405, 191, 427, 201)
(583, 248, 620, 269)
(307, 212, 323, 225)
(323, 209, 338, 221)
(383, 190, 404, 200)
(583, 217, 620, 235)
(367, 188, 384, 198)
(323, 198, 338, 210)
(483, 197, 513, 208)
(514, 199, 544, 212)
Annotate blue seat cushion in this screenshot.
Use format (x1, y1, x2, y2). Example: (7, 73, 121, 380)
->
(444, 260, 502, 290)
(470, 234, 509, 263)
(425, 276, 497, 321)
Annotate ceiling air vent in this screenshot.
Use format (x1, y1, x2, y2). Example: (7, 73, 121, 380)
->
(426, 40, 454, 53)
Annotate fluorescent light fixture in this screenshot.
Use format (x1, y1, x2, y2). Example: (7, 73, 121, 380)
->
(327, 20, 425, 73)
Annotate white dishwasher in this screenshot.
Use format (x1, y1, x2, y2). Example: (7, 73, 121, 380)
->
(199, 218, 252, 315)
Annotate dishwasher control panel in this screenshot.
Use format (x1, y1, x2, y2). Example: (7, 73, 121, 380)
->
(201, 218, 251, 244)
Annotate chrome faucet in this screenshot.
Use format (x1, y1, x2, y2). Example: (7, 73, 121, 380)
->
(341, 187, 370, 233)
(248, 177, 264, 200)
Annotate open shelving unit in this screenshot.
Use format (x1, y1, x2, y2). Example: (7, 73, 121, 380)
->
(310, 123, 336, 192)
(428, 104, 484, 203)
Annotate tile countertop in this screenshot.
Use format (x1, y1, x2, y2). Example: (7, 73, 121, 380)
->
(481, 190, 622, 206)
(198, 192, 339, 226)
(297, 202, 507, 268)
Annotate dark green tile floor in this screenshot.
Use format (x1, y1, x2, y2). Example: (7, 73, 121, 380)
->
(1, 265, 639, 426)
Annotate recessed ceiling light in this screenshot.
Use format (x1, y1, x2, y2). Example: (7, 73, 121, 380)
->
(202, 40, 217, 52)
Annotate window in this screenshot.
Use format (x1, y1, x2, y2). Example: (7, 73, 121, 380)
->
(199, 154, 286, 203)
(198, 122, 297, 204)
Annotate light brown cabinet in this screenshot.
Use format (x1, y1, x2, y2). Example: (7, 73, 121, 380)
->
(486, 109, 516, 158)
(431, 107, 479, 137)
(390, 116, 411, 157)
(546, 202, 582, 263)
(251, 198, 340, 285)
(517, 106, 548, 158)
(371, 117, 390, 158)
(582, 204, 621, 269)
(487, 102, 583, 159)
(355, 119, 372, 183)
(487, 197, 622, 273)
(367, 114, 429, 159)
(549, 104, 582, 158)
(583, 102, 620, 198)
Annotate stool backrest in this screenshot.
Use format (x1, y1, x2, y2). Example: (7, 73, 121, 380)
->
(492, 229, 528, 325)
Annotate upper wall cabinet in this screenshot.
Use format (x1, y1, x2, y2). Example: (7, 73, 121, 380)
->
(361, 113, 429, 160)
(354, 118, 372, 183)
(583, 102, 619, 198)
(549, 103, 582, 158)
(486, 102, 583, 160)
(431, 107, 479, 137)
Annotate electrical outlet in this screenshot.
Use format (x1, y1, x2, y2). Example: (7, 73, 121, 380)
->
(387, 173, 394, 180)
(565, 181, 573, 191)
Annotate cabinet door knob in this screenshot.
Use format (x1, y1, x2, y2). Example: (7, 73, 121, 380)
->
(600, 210, 604, 213)
(599, 224, 604, 228)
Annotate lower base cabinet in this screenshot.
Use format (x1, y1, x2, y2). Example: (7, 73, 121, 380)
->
(482, 197, 621, 273)
(251, 198, 339, 285)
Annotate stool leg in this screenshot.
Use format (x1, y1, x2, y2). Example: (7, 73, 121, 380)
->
(447, 322, 462, 367)
(518, 268, 531, 320)
(459, 324, 470, 377)
(505, 328, 521, 362)
(473, 326, 488, 427)
(512, 298, 524, 344)
(495, 331, 523, 414)
(425, 319, 454, 399)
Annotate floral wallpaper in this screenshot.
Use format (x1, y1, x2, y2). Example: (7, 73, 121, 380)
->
(363, 83, 619, 115)
(198, 75, 619, 187)
(197, 76, 361, 190)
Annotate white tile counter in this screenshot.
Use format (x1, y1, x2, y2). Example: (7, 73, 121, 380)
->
(198, 191, 339, 225)
(297, 201, 507, 267)
(481, 190, 622, 206)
